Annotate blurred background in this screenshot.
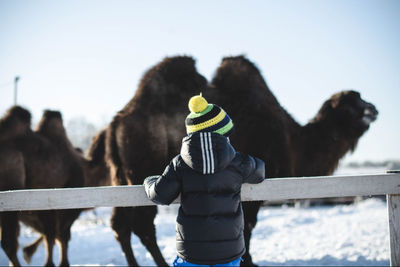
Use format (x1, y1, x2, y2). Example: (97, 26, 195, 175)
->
(1, 0, 399, 166)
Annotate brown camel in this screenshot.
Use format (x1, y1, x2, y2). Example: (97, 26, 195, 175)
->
(207, 55, 378, 266)
(104, 56, 208, 266)
(21, 128, 111, 266)
(0, 107, 110, 266)
(21, 128, 111, 265)
(0, 106, 31, 266)
(0, 107, 85, 266)
(105, 55, 377, 266)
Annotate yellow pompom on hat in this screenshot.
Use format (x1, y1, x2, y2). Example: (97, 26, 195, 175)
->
(185, 93, 233, 136)
(188, 93, 208, 113)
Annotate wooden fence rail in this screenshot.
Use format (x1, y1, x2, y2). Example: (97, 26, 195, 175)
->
(1, 173, 400, 266)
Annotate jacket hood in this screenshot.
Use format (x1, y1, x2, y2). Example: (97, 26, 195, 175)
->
(180, 132, 236, 174)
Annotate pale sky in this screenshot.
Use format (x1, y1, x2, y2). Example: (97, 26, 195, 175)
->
(0, 0, 399, 163)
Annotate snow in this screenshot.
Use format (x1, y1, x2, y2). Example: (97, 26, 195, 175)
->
(0, 167, 391, 266)
(249, 199, 389, 266)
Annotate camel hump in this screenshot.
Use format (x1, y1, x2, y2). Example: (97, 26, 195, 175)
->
(36, 109, 73, 147)
(37, 110, 64, 134)
(42, 110, 62, 121)
(219, 55, 262, 78)
(139, 56, 197, 89)
(156, 56, 197, 76)
(4, 106, 31, 122)
(211, 55, 268, 98)
(0, 105, 32, 141)
(210, 55, 282, 115)
(130, 55, 206, 112)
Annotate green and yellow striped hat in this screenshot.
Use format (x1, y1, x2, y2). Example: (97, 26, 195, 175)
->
(185, 94, 233, 136)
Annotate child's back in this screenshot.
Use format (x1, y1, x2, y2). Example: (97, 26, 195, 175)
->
(144, 95, 265, 266)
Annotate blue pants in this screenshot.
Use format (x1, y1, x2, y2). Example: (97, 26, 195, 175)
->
(173, 256, 241, 267)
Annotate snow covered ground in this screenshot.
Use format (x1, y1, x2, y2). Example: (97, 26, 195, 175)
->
(0, 167, 391, 266)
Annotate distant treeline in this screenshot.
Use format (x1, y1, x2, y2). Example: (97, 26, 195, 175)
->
(345, 160, 400, 170)
(65, 117, 103, 153)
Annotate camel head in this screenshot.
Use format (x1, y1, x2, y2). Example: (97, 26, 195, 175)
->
(0, 106, 32, 141)
(315, 90, 378, 139)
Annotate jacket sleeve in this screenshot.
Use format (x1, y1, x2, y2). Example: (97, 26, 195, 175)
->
(143, 157, 181, 205)
(238, 152, 266, 184)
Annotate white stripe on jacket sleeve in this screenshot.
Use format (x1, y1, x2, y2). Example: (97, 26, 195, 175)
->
(200, 132, 206, 174)
(204, 133, 211, 174)
(208, 132, 215, 174)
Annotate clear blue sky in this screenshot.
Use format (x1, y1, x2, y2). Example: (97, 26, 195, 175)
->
(1, 0, 399, 163)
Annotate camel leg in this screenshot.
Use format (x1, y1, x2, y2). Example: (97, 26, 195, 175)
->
(1, 212, 21, 266)
(56, 209, 81, 267)
(23, 235, 43, 264)
(37, 211, 56, 267)
(241, 201, 262, 267)
(111, 207, 139, 266)
(43, 235, 55, 267)
(56, 239, 69, 267)
(131, 206, 168, 266)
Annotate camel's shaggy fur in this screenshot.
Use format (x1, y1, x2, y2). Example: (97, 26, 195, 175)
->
(104, 55, 377, 266)
(104, 56, 208, 266)
(0, 54, 377, 267)
(207, 55, 378, 265)
(0, 107, 110, 266)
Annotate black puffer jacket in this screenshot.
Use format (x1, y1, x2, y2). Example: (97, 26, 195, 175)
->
(144, 132, 265, 265)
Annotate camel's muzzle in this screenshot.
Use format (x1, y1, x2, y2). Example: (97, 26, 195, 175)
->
(362, 102, 378, 125)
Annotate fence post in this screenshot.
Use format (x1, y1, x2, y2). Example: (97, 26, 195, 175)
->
(388, 194, 400, 267)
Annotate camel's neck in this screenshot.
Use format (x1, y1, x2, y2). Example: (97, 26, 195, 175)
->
(82, 158, 111, 187)
(294, 119, 356, 176)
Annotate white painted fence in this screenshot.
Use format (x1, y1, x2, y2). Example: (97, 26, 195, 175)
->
(1, 172, 400, 266)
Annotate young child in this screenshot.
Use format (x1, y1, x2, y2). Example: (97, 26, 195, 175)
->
(143, 94, 265, 267)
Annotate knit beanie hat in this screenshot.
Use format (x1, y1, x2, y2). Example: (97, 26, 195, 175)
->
(185, 94, 233, 136)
